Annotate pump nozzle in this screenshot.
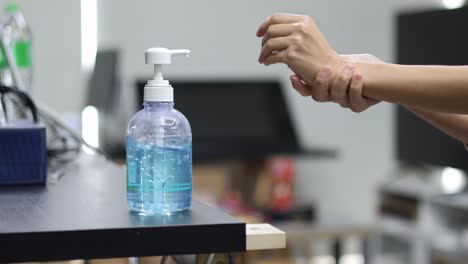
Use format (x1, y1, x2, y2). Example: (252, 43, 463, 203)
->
(144, 47, 191, 102)
(169, 49, 190, 57)
(145, 47, 190, 65)
(145, 47, 191, 83)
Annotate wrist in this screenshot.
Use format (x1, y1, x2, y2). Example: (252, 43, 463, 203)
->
(327, 53, 349, 86)
(352, 61, 392, 100)
(327, 50, 345, 70)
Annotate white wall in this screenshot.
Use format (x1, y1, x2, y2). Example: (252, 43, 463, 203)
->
(19, 0, 446, 223)
(12, 0, 82, 112)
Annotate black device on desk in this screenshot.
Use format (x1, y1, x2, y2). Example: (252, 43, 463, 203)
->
(136, 80, 303, 162)
(397, 7, 468, 171)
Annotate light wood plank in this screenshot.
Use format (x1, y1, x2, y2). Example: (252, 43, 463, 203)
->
(246, 223, 286, 250)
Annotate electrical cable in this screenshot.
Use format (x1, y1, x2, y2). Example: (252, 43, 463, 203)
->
(36, 100, 111, 160)
(0, 84, 38, 122)
(1, 93, 8, 123)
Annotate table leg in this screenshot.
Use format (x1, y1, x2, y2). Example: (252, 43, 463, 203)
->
(196, 253, 241, 264)
(332, 239, 342, 264)
(363, 237, 371, 264)
(160, 256, 169, 264)
(204, 254, 215, 264)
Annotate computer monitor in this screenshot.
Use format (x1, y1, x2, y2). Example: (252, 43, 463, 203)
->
(86, 49, 120, 113)
(397, 7, 468, 171)
(136, 79, 302, 162)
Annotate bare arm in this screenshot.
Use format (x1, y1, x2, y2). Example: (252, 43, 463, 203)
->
(355, 62, 468, 114)
(347, 63, 468, 143)
(294, 56, 468, 145)
(255, 14, 468, 114)
(406, 106, 468, 143)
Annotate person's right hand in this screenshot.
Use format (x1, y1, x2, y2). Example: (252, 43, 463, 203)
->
(290, 54, 381, 113)
(256, 13, 344, 85)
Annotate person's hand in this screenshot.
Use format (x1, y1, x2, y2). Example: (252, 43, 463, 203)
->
(330, 54, 381, 112)
(256, 13, 344, 85)
(290, 54, 382, 112)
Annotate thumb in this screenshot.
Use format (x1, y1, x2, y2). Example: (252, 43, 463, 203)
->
(290, 75, 311, 96)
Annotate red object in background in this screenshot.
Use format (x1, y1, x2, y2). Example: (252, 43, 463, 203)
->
(219, 191, 242, 212)
(270, 158, 295, 211)
(219, 191, 265, 222)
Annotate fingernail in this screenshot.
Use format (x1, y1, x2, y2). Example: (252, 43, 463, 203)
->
(354, 74, 362, 81)
(291, 80, 297, 89)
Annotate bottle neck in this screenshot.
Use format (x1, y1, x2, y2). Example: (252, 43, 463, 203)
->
(143, 101, 174, 111)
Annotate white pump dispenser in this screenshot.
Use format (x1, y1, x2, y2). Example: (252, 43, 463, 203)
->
(144, 47, 190, 102)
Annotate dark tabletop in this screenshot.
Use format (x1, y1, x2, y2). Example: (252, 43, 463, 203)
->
(0, 155, 245, 262)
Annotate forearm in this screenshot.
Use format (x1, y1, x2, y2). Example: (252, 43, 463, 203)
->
(406, 106, 468, 143)
(354, 62, 468, 114)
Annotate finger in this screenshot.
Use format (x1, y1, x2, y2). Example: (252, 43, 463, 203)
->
(348, 73, 367, 113)
(263, 50, 288, 65)
(367, 98, 380, 105)
(339, 100, 350, 108)
(256, 13, 303, 37)
(290, 75, 311, 96)
(261, 24, 296, 46)
(310, 66, 332, 102)
(330, 64, 354, 105)
(259, 37, 289, 63)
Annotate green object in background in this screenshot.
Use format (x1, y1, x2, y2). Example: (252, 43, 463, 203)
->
(0, 49, 7, 69)
(0, 41, 32, 69)
(4, 3, 20, 13)
(0, 3, 32, 69)
(14, 41, 32, 68)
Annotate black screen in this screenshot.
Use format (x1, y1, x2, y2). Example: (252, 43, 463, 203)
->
(175, 82, 276, 140)
(397, 7, 468, 171)
(87, 50, 119, 112)
(136, 80, 301, 162)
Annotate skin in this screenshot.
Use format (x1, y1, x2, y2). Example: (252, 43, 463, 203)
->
(256, 13, 342, 86)
(290, 54, 381, 112)
(256, 13, 468, 114)
(256, 13, 468, 144)
(314, 58, 468, 144)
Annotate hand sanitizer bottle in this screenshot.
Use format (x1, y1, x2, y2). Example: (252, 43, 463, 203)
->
(126, 47, 192, 215)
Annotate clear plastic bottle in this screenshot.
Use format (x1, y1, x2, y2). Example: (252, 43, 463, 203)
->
(0, 4, 33, 89)
(126, 48, 192, 215)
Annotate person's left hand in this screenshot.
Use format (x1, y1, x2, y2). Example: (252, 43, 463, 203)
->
(290, 54, 382, 113)
(256, 13, 344, 85)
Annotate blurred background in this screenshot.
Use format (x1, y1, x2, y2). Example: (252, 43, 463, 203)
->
(4, 0, 468, 263)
